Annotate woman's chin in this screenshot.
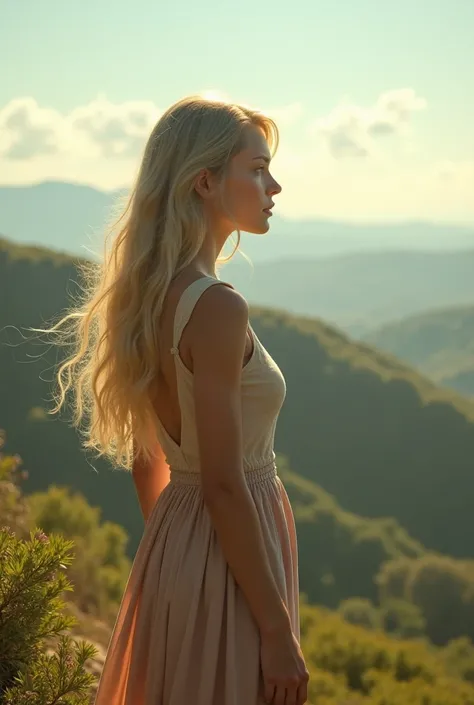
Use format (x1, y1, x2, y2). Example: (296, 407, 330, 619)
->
(245, 219, 271, 235)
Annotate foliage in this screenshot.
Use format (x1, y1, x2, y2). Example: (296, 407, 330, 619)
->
(0, 431, 30, 539)
(379, 600, 426, 640)
(27, 486, 131, 621)
(283, 463, 474, 646)
(338, 597, 381, 630)
(377, 554, 474, 645)
(2, 636, 97, 705)
(0, 428, 131, 622)
(364, 304, 474, 396)
(0, 434, 98, 703)
(299, 598, 474, 705)
(279, 459, 424, 608)
(0, 526, 97, 704)
(442, 637, 474, 684)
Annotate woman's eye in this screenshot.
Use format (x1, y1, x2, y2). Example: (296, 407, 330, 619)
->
(256, 166, 265, 172)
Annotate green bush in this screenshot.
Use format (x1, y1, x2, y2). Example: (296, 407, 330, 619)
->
(378, 554, 474, 645)
(380, 600, 426, 639)
(442, 637, 474, 683)
(299, 598, 474, 704)
(0, 431, 98, 703)
(0, 431, 30, 540)
(0, 525, 97, 704)
(338, 597, 381, 630)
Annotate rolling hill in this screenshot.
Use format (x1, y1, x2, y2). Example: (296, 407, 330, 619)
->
(2, 235, 474, 564)
(364, 305, 474, 397)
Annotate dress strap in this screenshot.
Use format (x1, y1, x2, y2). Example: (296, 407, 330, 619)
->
(171, 276, 234, 356)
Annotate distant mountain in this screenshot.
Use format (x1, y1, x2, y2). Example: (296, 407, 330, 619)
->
(1, 180, 474, 261)
(221, 251, 474, 335)
(1, 181, 473, 334)
(0, 181, 118, 259)
(2, 235, 474, 564)
(364, 305, 474, 397)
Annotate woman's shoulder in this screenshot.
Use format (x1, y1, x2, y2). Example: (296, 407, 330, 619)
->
(192, 278, 249, 330)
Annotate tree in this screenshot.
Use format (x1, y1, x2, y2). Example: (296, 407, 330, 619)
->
(380, 599, 426, 639)
(338, 597, 381, 630)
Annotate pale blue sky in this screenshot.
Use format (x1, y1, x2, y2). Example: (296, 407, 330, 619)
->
(1, 0, 473, 222)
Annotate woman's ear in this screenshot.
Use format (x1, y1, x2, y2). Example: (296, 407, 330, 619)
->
(194, 168, 217, 199)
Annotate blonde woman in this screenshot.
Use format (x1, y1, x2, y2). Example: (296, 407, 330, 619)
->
(44, 96, 309, 704)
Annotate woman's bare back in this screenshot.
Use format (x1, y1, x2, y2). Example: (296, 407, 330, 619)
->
(149, 270, 254, 448)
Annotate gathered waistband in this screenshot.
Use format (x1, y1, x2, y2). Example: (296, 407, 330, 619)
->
(169, 460, 277, 487)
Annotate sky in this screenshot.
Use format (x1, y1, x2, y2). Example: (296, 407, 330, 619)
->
(1, 0, 473, 224)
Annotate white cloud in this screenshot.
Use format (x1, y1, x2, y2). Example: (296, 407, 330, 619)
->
(0, 93, 472, 223)
(69, 95, 159, 158)
(311, 88, 427, 159)
(0, 95, 161, 162)
(0, 94, 303, 164)
(0, 98, 63, 159)
(0, 94, 307, 197)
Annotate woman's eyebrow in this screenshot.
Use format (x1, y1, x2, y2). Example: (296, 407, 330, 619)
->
(252, 155, 271, 163)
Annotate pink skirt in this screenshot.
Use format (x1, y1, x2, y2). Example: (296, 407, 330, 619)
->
(93, 462, 300, 705)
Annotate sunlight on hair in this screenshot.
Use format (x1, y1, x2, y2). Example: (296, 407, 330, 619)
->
(25, 94, 280, 471)
(200, 89, 232, 103)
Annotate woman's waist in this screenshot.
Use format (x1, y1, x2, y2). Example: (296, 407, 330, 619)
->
(169, 458, 277, 487)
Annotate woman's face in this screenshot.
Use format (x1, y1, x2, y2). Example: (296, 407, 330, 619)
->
(218, 124, 282, 235)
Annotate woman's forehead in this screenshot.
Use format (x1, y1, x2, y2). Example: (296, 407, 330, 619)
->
(237, 125, 270, 159)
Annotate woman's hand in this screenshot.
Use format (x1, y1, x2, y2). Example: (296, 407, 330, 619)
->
(260, 627, 310, 705)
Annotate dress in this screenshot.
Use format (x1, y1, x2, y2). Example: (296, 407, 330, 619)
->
(93, 276, 300, 705)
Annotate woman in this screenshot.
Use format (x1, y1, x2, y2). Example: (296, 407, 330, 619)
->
(45, 95, 309, 704)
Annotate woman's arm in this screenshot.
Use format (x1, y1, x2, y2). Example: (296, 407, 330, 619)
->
(132, 437, 170, 522)
(190, 285, 292, 637)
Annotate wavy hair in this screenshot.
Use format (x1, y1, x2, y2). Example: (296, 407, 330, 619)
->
(33, 95, 279, 471)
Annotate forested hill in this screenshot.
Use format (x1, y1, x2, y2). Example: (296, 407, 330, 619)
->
(249, 303, 474, 557)
(364, 304, 474, 397)
(2, 235, 474, 562)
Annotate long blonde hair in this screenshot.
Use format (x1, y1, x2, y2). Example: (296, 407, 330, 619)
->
(34, 95, 279, 471)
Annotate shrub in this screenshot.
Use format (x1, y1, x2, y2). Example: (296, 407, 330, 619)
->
(0, 526, 98, 703)
(0, 430, 98, 704)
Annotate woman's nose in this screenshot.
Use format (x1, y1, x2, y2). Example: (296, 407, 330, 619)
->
(269, 177, 282, 195)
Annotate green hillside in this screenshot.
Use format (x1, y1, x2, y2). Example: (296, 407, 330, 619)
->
(278, 457, 424, 608)
(2, 235, 474, 567)
(248, 304, 474, 556)
(364, 305, 474, 396)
